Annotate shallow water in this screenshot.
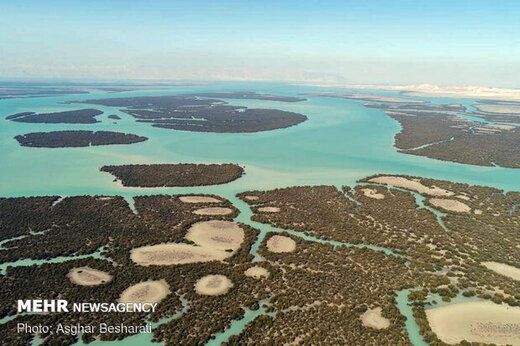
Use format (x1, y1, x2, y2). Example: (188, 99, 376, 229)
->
(1, 81, 519, 345)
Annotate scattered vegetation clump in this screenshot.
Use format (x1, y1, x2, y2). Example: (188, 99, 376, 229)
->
(6, 108, 102, 123)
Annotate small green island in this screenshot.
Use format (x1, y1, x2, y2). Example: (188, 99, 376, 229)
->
(100, 163, 244, 187)
(14, 131, 148, 148)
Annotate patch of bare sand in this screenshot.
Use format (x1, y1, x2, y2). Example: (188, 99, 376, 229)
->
(195, 275, 233, 296)
(369, 176, 453, 197)
(267, 235, 296, 253)
(130, 243, 232, 266)
(361, 188, 385, 200)
(258, 206, 280, 213)
(361, 307, 390, 329)
(487, 124, 517, 130)
(244, 266, 270, 279)
(426, 301, 520, 345)
(67, 266, 112, 286)
(185, 220, 244, 251)
(179, 195, 221, 203)
(245, 195, 259, 201)
(119, 280, 170, 304)
(192, 207, 233, 215)
(482, 262, 520, 281)
(429, 198, 471, 213)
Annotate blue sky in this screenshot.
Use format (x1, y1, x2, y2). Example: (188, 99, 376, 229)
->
(1, 0, 519, 86)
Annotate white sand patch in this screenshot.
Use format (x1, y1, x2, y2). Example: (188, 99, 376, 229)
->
(67, 266, 112, 286)
(179, 196, 222, 203)
(475, 104, 520, 114)
(258, 207, 281, 213)
(185, 220, 244, 251)
(369, 176, 453, 197)
(361, 188, 385, 200)
(426, 301, 520, 345)
(474, 209, 483, 215)
(245, 195, 259, 201)
(244, 266, 270, 279)
(119, 280, 170, 304)
(192, 207, 233, 215)
(429, 198, 471, 213)
(195, 275, 233, 296)
(482, 262, 520, 281)
(130, 243, 233, 266)
(267, 235, 296, 253)
(456, 194, 470, 201)
(361, 307, 390, 329)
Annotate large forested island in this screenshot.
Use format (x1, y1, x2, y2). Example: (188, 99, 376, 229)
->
(70, 95, 307, 133)
(1, 174, 519, 345)
(100, 163, 244, 187)
(310, 92, 520, 168)
(6, 109, 103, 124)
(14, 131, 148, 148)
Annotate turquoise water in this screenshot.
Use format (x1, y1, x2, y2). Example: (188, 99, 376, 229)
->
(1, 81, 519, 345)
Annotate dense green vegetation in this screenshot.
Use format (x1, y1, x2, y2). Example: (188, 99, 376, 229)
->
(100, 163, 244, 187)
(14, 131, 147, 148)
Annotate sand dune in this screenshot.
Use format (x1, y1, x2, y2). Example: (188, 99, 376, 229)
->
(179, 195, 222, 203)
(130, 243, 232, 265)
(258, 206, 280, 213)
(244, 266, 270, 279)
(185, 220, 244, 251)
(192, 207, 233, 215)
(361, 188, 385, 199)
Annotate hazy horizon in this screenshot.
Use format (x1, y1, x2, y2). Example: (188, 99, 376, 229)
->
(1, 1, 520, 87)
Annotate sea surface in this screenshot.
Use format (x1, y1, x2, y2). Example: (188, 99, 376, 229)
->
(1, 81, 519, 345)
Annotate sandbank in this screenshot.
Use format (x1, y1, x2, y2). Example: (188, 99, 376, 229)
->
(179, 196, 222, 203)
(67, 266, 112, 286)
(360, 307, 390, 329)
(119, 280, 170, 304)
(130, 243, 232, 266)
(426, 301, 520, 345)
(244, 266, 270, 279)
(245, 195, 259, 201)
(369, 176, 453, 197)
(361, 188, 385, 200)
(192, 207, 233, 215)
(194, 275, 233, 296)
(482, 262, 520, 281)
(429, 198, 471, 213)
(258, 207, 280, 213)
(474, 104, 520, 114)
(185, 220, 244, 251)
(266, 235, 296, 253)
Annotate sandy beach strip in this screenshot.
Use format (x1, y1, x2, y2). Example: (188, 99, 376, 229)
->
(119, 280, 170, 304)
(185, 220, 244, 251)
(482, 262, 520, 281)
(429, 198, 471, 213)
(360, 307, 390, 329)
(195, 275, 233, 296)
(130, 243, 232, 266)
(258, 206, 280, 213)
(67, 266, 113, 286)
(179, 195, 222, 203)
(426, 301, 520, 345)
(369, 176, 454, 197)
(266, 235, 296, 253)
